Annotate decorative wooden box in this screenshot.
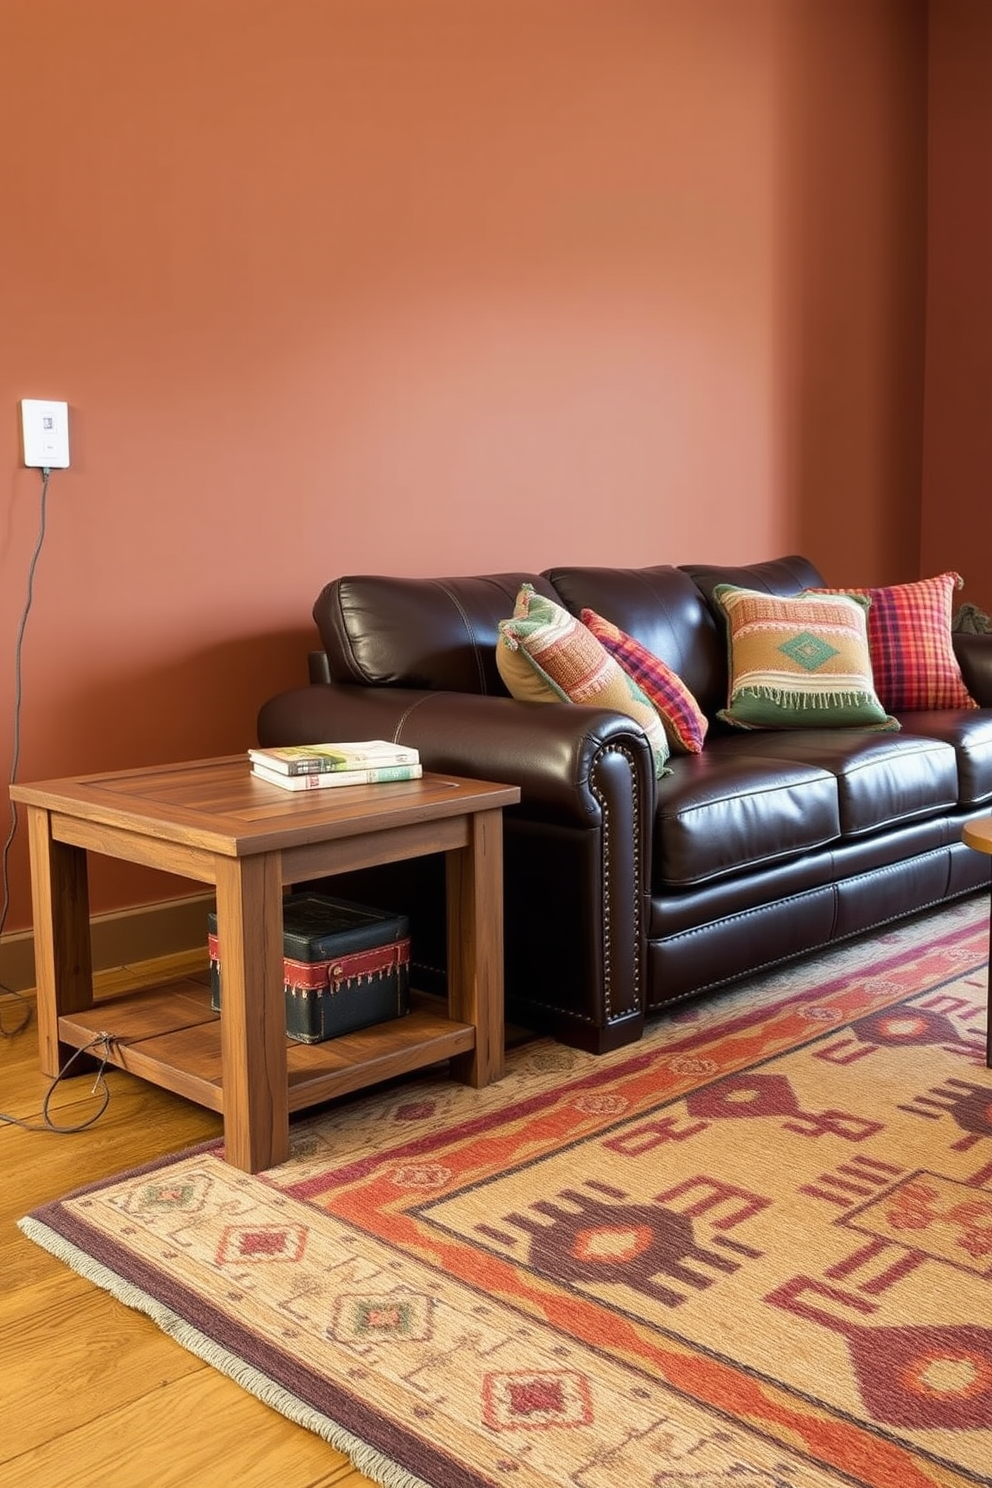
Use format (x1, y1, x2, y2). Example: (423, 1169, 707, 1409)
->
(208, 892, 410, 1044)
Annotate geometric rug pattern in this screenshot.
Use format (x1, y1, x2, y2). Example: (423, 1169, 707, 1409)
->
(20, 900, 992, 1488)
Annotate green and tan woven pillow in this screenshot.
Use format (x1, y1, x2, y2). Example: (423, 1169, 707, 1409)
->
(712, 584, 900, 731)
(496, 584, 671, 777)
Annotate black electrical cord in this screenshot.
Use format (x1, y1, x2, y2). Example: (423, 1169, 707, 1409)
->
(0, 467, 124, 1136)
(0, 467, 127, 1134)
(0, 1033, 117, 1133)
(1, 466, 52, 1037)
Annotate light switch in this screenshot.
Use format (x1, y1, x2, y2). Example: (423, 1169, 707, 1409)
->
(21, 399, 70, 468)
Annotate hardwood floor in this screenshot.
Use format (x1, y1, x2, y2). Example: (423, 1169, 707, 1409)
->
(1, 953, 375, 1488)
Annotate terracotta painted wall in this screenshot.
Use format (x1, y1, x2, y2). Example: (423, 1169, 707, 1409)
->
(922, 0, 992, 613)
(780, 0, 927, 587)
(0, 0, 928, 931)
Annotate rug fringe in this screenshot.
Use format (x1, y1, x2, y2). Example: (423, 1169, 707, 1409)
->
(16, 1216, 434, 1488)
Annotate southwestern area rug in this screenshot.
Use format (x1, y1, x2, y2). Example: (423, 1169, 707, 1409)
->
(20, 899, 992, 1488)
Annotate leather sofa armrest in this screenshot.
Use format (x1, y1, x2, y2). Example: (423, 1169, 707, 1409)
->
(257, 682, 656, 830)
(954, 633, 992, 707)
(308, 650, 331, 684)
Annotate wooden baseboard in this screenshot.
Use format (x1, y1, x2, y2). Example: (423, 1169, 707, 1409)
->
(0, 893, 215, 993)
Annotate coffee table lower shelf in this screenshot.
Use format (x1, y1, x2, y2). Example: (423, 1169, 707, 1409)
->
(56, 975, 476, 1117)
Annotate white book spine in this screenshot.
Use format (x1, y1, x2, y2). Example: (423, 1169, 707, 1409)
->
(251, 761, 423, 791)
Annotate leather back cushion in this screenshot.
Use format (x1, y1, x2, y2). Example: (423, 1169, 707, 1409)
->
(547, 557, 827, 720)
(680, 554, 826, 605)
(677, 555, 827, 714)
(545, 564, 727, 718)
(313, 573, 557, 691)
(313, 555, 828, 705)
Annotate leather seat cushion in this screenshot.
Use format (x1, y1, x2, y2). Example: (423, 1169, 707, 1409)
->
(707, 730, 959, 836)
(654, 751, 840, 887)
(894, 712, 992, 806)
(654, 726, 964, 889)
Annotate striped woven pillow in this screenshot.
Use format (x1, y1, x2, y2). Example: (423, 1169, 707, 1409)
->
(496, 585, 671, 777)
(712, 584, 899, 731)
(812, 573, 976, 712)
(580, 608, 708, 753)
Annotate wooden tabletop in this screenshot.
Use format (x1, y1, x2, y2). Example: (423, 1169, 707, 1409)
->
(9, 756, 521, 858)
(962, 818, 992, 855)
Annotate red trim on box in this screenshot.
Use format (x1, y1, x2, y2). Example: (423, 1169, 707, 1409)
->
(207, 933, 410, 994)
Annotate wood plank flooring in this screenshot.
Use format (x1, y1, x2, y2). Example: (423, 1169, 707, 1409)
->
(0, 954, 376, 1488)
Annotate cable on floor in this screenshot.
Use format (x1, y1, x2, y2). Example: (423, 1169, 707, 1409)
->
(0, 1032, 119, 1133)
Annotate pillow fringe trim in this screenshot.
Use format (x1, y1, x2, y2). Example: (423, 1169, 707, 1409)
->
(735, 686, 881, 710)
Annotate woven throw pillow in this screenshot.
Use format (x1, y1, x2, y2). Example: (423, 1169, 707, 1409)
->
(812, 573, 976, 712)
(712, 584, 899, 731)
(496, 585, 671, 776)
(580, 608, 708, 754)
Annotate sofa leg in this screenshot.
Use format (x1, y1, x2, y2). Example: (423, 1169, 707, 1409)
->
(508, 1001, 645, 1054)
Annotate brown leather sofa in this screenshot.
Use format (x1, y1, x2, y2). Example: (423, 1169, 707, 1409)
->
(257, 555, 992, 1053)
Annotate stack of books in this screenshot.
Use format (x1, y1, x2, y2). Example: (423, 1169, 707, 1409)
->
(248, 740, 422, 791)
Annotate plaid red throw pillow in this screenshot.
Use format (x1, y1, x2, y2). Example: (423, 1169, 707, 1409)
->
(812, 573, 976, 712)
(580, 608, 708, 752)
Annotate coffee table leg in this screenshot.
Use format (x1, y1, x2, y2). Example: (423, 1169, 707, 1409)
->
(446, 807, 505, 1087)
(214, 854, 289, 1171)
(988, 908, 992, 1070)
(25, 805, 94, 1078)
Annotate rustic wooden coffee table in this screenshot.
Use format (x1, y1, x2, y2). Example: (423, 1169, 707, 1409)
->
(960, 817, 992, 1067)
(11, 757, 520, 1171)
